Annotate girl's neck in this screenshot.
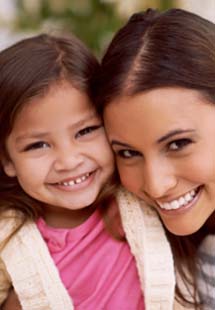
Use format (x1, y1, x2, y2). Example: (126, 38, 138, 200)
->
(42, 204, 97, 229)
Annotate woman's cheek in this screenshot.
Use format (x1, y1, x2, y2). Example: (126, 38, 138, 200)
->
(117, 163, 141, 193)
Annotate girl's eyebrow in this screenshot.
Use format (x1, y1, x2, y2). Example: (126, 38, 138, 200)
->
(157, 129, 195, 144)
(15, 113, 98, 144)
(15, 132, 48, 143)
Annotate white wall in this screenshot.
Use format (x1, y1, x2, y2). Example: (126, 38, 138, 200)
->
(179, 0, 215, 22)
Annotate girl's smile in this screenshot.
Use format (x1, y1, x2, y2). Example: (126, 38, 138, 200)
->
(49, 170, 97, 192)
(3, 82, 114, 225)
(104, 87, 215, 236)
(54, 171, 92, 187)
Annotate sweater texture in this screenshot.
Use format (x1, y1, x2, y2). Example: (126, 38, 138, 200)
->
(0, 188, 176, 309)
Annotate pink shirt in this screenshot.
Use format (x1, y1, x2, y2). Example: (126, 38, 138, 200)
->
(37, 209, 144, 309)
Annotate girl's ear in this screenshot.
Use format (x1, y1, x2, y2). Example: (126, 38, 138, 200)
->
(1, 158, 17, 177)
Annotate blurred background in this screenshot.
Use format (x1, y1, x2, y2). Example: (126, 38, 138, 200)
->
(0, 0, 214, 56)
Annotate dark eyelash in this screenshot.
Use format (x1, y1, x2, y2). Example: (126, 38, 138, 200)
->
(116, 149, 141, 158)
(24, 141, 48, 151)
(76, 125, 102, 137)
(168, 138, 192, 151)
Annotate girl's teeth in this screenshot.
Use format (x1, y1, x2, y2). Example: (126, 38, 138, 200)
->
(158, 188, 198, 210)
(59, 173, 90, 186)
(75, 178, 82, 184)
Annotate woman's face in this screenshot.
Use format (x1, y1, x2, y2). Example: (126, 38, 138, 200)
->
(104, 87, 215, 236)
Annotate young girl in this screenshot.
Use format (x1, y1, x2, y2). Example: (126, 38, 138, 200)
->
(0, 33, 176, 309)
(96, 8, 215, 310)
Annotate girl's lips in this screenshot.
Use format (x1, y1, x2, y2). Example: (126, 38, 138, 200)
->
(56, 172, 91, 186)
(50, 171, 95, 185)
(156, 186, 202, 215)
(49, 170, 96, 192)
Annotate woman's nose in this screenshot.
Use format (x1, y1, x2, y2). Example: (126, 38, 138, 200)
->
(143, 160, 177, 199)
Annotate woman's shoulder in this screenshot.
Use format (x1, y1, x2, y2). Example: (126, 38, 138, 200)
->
(198, 235, 215, 309)
(198, 234, 215, 264)
(200, 235, 215, 251)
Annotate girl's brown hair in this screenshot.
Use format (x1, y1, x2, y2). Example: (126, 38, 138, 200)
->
(0, 33, 119, 236)
(95, 8, 215, 308)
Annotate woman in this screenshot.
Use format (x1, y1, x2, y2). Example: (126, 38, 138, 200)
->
(96, 8, 215, 309)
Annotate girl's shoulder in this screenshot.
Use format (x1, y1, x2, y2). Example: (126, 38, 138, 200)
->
(115, 187, 176, 309)
(115, 187, 168, 242)
(116, 186, 158, 219)
(0, 210, 24, 246)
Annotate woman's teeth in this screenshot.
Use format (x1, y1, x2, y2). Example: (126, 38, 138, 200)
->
(58, 173, 90, 186)
(158, 188, 198, 210)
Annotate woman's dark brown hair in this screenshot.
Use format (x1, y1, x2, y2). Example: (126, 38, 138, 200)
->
(0, 33, 118, 236)
(95, 8, 215, 308)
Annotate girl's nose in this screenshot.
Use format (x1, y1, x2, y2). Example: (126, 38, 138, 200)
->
(53, 148, 84, 171)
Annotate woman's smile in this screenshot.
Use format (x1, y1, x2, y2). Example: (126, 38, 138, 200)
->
(104, 87, 215, 235)
(156, 186, 200, 211)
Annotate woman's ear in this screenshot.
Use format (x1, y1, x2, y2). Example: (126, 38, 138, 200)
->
(1, 158, 17, 177)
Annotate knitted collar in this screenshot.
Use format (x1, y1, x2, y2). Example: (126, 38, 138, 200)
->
(117, 188, 175, 309)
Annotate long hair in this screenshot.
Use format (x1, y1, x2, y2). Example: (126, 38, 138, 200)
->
(0, 33, 119, 235)
(95, 8, 215, 307)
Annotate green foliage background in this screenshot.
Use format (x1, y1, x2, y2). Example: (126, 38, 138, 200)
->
(15, 0, 175, 56)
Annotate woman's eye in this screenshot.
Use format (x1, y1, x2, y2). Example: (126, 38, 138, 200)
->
(24, 141, 49, 151)
(168, 138, 192, 151)
(76, 125, 102, 138)
(116, 149, 141, 158)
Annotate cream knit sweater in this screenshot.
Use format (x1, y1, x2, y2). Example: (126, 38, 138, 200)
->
(0, 188, 176, 310)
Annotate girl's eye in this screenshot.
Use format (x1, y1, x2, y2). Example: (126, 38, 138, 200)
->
(116, 149, 142, 158)
(75, 125, 102, 138)
(24, 141, 49, 151)
(168, 138, 192, 151)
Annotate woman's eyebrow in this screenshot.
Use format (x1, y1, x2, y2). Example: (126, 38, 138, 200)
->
(111, 140, 132, 148)
(111, 129, 195, 147)
(157, 129, 195, 144)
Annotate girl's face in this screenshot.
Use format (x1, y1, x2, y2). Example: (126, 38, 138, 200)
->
(104, 87, 215, 236)
(3, 82, 114, 224)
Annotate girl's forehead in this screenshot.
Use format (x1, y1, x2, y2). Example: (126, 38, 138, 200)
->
(9, 83, 95, 136)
